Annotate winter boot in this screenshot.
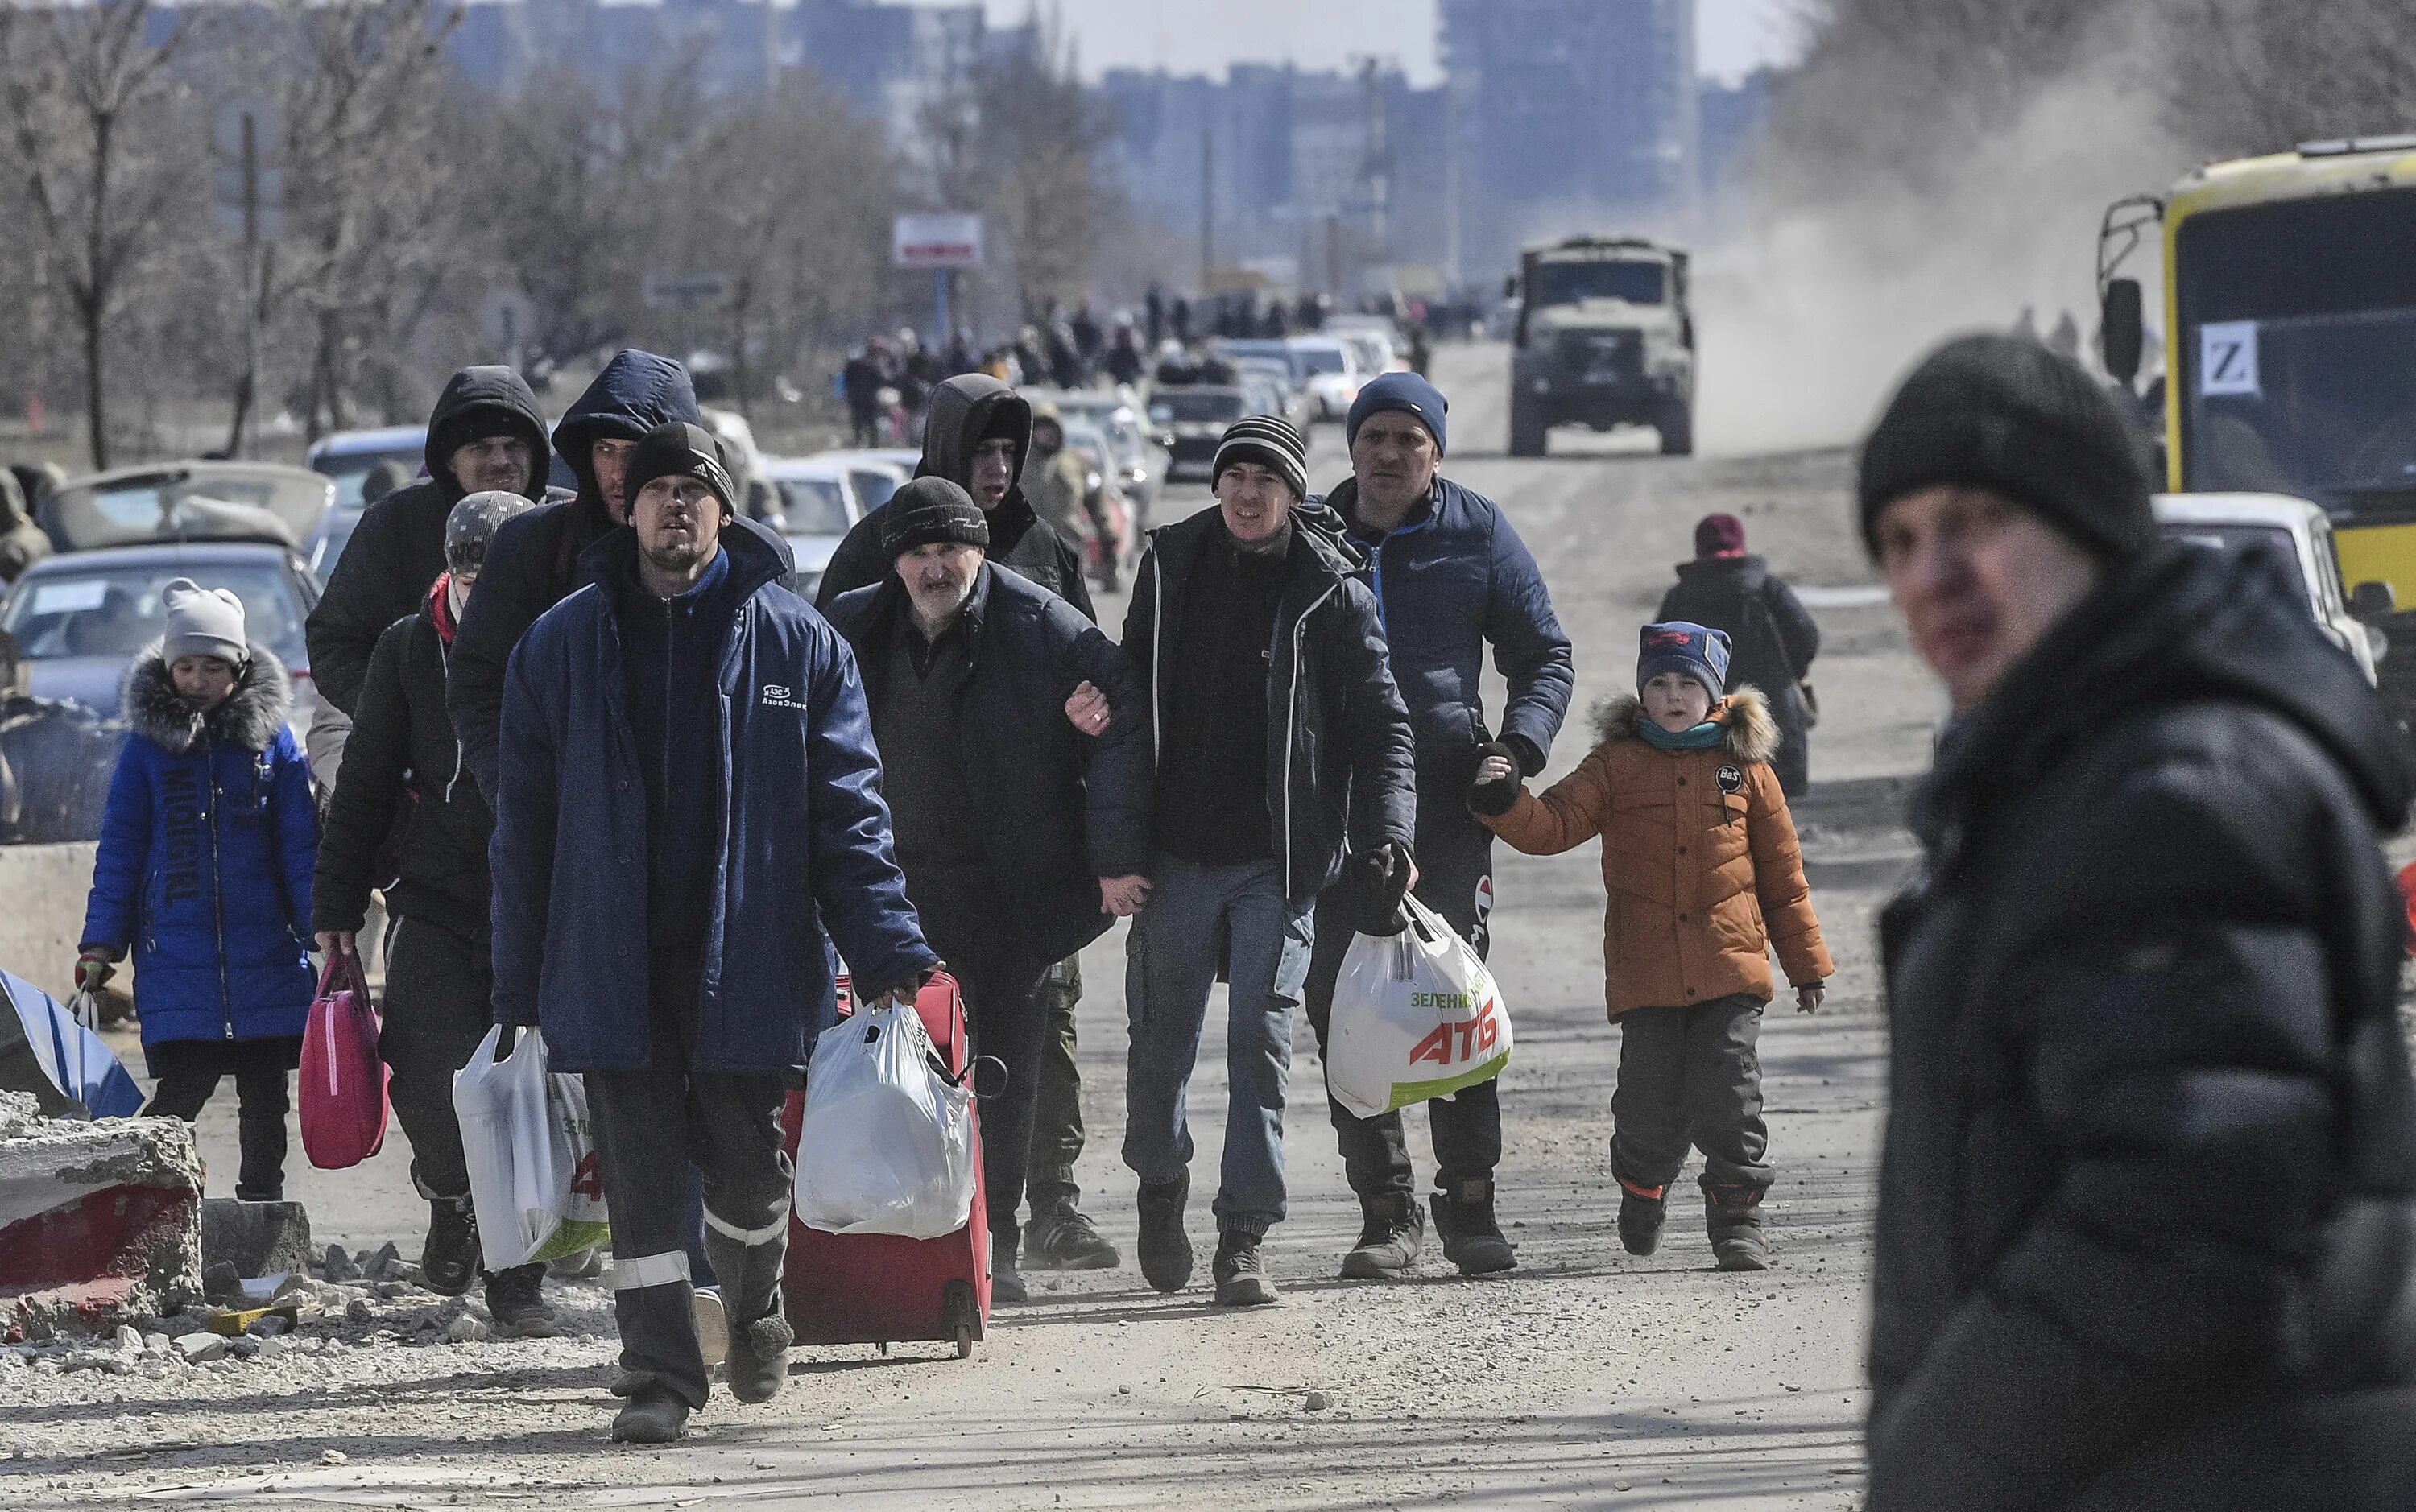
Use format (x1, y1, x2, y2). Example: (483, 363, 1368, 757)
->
(1704, 1181, 1773, 1271)
(420, 1198, 480, 1298)
(485, 1262, 561, 1337)
(1338, 1192, 1425, 1280)
(1136, 1174, 1194, 1294)
(991, 1230, 1030, 1305)
(611, 1390, 691, 1444)
(1617, 1177, 1669, 1257)
(1429, 1178, 1518, 1277)
(724, 1311, 795, 1404)
(1211, 1229, 1278, 1307)
(1024, 1204, 1121, 1270)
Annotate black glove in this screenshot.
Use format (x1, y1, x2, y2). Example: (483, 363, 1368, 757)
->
(1466, 740, 1522, 818)
(1348, 841, 1416, 936)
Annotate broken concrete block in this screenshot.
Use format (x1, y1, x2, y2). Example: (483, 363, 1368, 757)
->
(368, 1241, 403, 1280)
(114, 1323, 143, 1353)
(320, 1244, 360, 1283)
(199, 1198, 312, 1280)
(172, 1332, 225, 1364)
(0, 1091, 203, 1341)
(445, 1314, 488, 1344)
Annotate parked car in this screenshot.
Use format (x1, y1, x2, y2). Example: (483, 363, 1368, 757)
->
(1286, 337, 1363, 422)
(39, 461, 333, 557)
(2153, 493, 2381, 684)
(1024, 389, 1165, 516)
(1227, 357, 1314, 431)
(807, 450, 916, 512)
(0, 540, 322, 738)
(303, 505, 366, 585)
(761, 457, 865, 601)
(309, 423, 577, 504)
(1149, 387, 1257, 484)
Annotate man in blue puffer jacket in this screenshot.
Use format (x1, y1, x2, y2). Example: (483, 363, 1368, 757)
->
(1301, 372, 1574, 1282)
(79, 580, 317, 1201)
(490, 422, 935, 1444)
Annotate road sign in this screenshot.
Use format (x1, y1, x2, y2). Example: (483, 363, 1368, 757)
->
(478, 287, 536, 349)
(892, 214, 983, 270)
(643, 273, 734, 313)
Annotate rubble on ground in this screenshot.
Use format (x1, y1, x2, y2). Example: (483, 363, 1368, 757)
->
(0, 1091, 204, 1341)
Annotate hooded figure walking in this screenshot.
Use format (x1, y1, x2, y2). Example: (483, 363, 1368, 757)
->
(1860, 333, 2416, 1510)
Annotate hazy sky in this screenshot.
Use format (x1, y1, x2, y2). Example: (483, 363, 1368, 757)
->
(973, 0, 1806, 85)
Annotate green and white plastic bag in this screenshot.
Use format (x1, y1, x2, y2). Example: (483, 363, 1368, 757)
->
(1326, 894, 1513, 1119)
(453, 1026, 610, 1270)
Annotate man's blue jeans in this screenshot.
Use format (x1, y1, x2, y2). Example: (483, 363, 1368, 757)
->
(1121, 857, 1316, 1235)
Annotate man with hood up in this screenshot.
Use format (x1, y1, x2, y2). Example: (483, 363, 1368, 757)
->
(1861, 333, 2416, 1510)
(813, 371, 1113, 1272)
(305, 366, 553, 717)
(447, 350, 702, 808)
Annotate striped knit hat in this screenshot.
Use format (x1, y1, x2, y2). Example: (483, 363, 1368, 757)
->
(1212, 415, 1309, 502)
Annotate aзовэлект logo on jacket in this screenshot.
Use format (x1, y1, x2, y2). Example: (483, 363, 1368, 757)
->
(760, 684, 809, 711)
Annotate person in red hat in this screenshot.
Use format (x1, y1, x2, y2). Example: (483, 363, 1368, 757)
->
(1656, 513, 1822, 796)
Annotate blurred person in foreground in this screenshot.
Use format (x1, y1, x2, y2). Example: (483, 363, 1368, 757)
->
(489, 423, 934, 1443)
(312, 492, 556, 1335)
(1859, 333, 2416, 1510)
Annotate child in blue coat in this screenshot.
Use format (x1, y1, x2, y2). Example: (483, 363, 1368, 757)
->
(78, 580, 317, 1200)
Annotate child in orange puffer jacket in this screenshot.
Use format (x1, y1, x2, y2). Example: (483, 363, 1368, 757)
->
(1468, 622, 1833, 1270)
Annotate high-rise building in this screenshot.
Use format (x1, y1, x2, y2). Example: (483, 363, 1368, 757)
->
(1439, 0, 1699, 276)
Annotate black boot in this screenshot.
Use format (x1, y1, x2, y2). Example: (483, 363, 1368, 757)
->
(484, 1262, 561, 1337)
(1211, 1229, 1277, 1306)
(1429, 1178, 1518, 1276)
(611, 1390, 691, 1444)
(724, 1312, 794, 1404)
(1136, 1174, 1194, 1294)
(991, 1229, 1029, 1305)
(1338, 1192, 1425, 1280)
(1704, 1180, 1773, 1271)
(420, 1198, 480, 1297)
(1024, 1204, 1121, 1270)
(1617, 1177, 1668, 1257)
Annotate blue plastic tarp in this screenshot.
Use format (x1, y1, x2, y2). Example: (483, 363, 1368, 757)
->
(2, 969, 143, 1119)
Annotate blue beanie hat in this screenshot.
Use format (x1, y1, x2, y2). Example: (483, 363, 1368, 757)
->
(1347, 371, 1450, 456)
(1637, 621, 1731, 698)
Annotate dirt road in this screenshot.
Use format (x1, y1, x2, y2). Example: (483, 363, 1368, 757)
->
(2, 342, 1930, 1510)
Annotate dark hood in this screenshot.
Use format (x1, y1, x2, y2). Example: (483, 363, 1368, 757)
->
(424, 365, 551, 501)
(552, 351, 701, 514)
(1917, 543, 2414, 854)
(1673, 553, 1769, 593)
(122, 641, 292, 755)
(916, 374, 1032, 497)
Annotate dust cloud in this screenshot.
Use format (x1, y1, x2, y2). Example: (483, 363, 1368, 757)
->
(1692, 41, 2188, 457)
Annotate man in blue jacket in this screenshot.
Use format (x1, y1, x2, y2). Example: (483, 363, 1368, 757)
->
(1303, 372, 1574, 1281)
(824, 479, 1150, 1306)
(490, 422, 936, 1444)
(1121, 415, 1418, 1308)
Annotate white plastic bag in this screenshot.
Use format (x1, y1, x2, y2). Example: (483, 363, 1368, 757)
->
(452, 1026, 610, 1272)
(795, 1001, 976, 1240)
(1326, 894, 1514, 1120)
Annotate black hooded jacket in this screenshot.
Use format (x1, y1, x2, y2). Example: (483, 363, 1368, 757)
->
(1867, 545, 2416, 1511)
(813, 374, 1094, 622)
(312, 579, 489, 945)
(304, 366, 551, 715)
(447, 351, 700, 805)
(1657, 553, 1819, 791)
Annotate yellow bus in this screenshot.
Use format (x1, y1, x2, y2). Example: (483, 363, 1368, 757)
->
(2100, 134, 2416, 639)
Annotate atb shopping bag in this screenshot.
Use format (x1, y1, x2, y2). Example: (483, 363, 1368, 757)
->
(1326, 894, 1513, 1119)
(452, 1026, 610, 1271)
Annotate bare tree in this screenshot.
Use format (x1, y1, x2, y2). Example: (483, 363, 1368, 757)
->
(0, 0, 203, 468)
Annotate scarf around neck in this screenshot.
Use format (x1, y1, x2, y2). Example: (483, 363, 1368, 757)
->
(1639, 717, 1726, 751)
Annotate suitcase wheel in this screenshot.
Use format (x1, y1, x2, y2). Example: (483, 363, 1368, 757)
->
(942, 1279, 979, 1359)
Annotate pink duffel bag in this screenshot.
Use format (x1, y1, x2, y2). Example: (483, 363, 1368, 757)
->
(299, 943, 390, 1169)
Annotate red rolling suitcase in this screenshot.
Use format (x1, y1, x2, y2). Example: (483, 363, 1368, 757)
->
(780, 973, 991, 1357)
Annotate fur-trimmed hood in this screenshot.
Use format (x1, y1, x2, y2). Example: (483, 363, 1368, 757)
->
(122, 641, 293, 754)
(1592, 684, 1779, 763)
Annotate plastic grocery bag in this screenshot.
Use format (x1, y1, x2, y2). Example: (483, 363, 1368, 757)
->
(300, 945, 389, 1168)
(452, 1026, 610, 1272)
(795, 998, 977, 1240)
(1326, 894, 1514, 1120)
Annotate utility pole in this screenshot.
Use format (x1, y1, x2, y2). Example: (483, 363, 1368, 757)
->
(1200, 127, 1215, 291)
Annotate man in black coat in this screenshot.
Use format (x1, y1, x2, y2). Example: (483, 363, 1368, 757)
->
(824, 479, 1150, 1306)
(447, 350, 702, 807)
(304, 366, 552, 717)
(815, 369, 1110, 1272)
(1860, 333, 2416, 1511)
(1656, 512, 1820, 796)
(311, 491, 556, 1334)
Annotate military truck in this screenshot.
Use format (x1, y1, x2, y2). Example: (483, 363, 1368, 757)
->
(1506, 236, 1695, 457)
